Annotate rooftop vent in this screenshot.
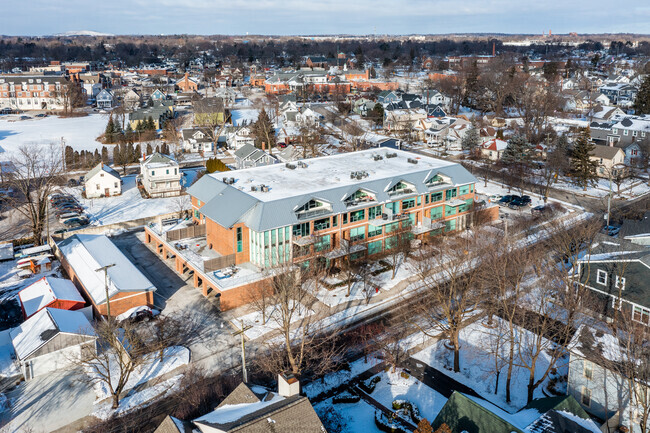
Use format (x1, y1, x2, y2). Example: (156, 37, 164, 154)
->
(222, 177, 236, 184)
(250, 185, 258, 191)
(285, 163, 296, 170)
(373, 154, 383, 161)
(260, 185, 270, 192)
(297, 161, 308, 168)
(386, 152, 397, 159)
(350, 171, 369, 180)
(407, 158, 418, 164)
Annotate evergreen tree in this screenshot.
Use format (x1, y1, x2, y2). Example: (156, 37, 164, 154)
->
(502, 135, 533, 165)
(134, 144, 142, 160)
(101, 146, 109, 163)
(146, 143, 153, 155)
(105, 115, 117, 143)
(136, 120, 145, 132)
(570, 128, 599, 191)
(64, 145, 74, 169)
(633, 74, 650, 115)
(461, 126, 480, 155)
(146, 116, 156, 130)
(161, 142, 169, 155)
(127, 143, 136, 163)
(93, 149, 100, 164)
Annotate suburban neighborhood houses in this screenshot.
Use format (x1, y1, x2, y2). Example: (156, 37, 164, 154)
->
(0, 19, 650, 433)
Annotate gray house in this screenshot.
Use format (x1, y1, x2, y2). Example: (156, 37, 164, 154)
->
(568, 325, 648, 433)
(95, 89, 114, 109)
(233, 143, 277, 169)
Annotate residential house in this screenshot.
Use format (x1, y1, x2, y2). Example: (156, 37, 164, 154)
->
(175, 72, 199, 92)
(384, 108, 427, 132)
(0, 75, 66, 111)
(426, 104, 447, 118)
(95, 89, 114, 109)
(619, 211, 650, 246)
(57, 234, 157, 317)
(181, 127, 214, 153)
(423, 117, 470, 149)
(226, 126, 255, 150)
(140, 153, 182, 197)
(129, 103, 174, 130)
(122, 88, 141, 110)
(599, 82, 637, 106)
(589, 145, 627, 178)
(17, 276, 85, 319)
(193, 97, 226, 127)
(432, 391, 600, 433)
(591, 106, 626, 122)
(377, 90, 400, 105)
(84, 163, 122, 198)
(154, 375, 327, 433)
(568, 325, 648, 433)
(352, 98, 376, 116)
(480, 138, 509, 161)
(10, 308, 97, 380)
(150, 88, 167, 102)
(234, 143, 277, 169)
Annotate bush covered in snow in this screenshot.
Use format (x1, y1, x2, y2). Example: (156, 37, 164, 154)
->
(332, 389, 360, 404)
(359, 375, 381, 393)
(392, 399, 422, 424)
(374, 410, 409, 433)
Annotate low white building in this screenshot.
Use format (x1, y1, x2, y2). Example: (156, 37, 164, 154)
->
(10, 308, 97, 380)
(140, 153, 182, 198)
(181, 127, 214, 153)
(84, 163, 122, 198)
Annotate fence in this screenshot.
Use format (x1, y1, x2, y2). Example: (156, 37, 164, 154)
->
(166, 224, 206, 241)
(204, 254, 236, 272)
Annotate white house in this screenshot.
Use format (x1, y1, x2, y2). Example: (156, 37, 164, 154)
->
(96, 89, 114, 109)
(140, 153, 182, 198)
(181, 127, 214, 153)
(480, 138, 509, 161)
(10, 308, 97, 380)
(226, 126, 255, 150)
(84, 163, 122, 199)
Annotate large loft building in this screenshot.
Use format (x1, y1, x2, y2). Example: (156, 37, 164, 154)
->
(144, 149, 486, 310)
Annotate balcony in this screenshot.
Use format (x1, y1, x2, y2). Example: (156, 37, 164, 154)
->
(292, 234, 316, 246)
(324, 239, 367, 259)
(369, 208, 409, 226)
(296, 208, 331, 220)
(387, 188, 415, 198)
(412, 218, 445, 235)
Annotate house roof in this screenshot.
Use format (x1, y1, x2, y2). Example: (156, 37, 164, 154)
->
(482, 139, 508, 152)
(18, 276, 84, 318)
(10, 308, 95, 360)
(153, 415, 195, 433)
(589, 144, 624, 160)
(86, 163, 121, 181)
(433, 391, 524, 433)
(187, 149, 477, 232)
(57, 234, 156, 306)
(143, 152, 178, 167)
(193, 392, 325, 432)
(181, 127, 213, 143)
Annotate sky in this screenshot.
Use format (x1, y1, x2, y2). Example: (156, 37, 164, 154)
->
(1, 0, 650, 36)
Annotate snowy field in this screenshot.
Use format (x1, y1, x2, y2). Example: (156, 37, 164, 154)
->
(231, 109, 260, 126)
(413, 318, 565, 411)
(303, 355, 382, 399)
(315, 398, 383, 433)
(0, 114, 108, 159)
(62, 172, 196, 226)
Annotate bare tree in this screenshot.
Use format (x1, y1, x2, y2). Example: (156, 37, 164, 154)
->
(77, 319, 147, 409)
(173, 194, 191, 219)
(411, 236, 486, 373)
(6, 143, 64, 245)
(54, 81, 85, 117)
(384, 221, 413, 280)
(147, 314, 201, 363)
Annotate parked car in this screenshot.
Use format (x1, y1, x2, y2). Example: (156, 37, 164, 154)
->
(54, 203, 82, 211)
(601, 225, 621, 237)
(117, 306, 159, 324)
(519, 195, 532, 206)
(531, 205, 552, 216)
(63, 217, 89, 228)
(59, 212, 84, 223)
(488, 194, 502, 202)
(54, 208, 82, 217)
(498, 195, 515, 206)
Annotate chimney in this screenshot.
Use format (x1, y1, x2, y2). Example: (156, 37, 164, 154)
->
(278, 373, 300, 397)
(262, 141, 266, 151)
(492, 42, 495, 57)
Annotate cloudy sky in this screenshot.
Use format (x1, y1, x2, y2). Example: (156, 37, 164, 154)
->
(2, 0, 649, 36)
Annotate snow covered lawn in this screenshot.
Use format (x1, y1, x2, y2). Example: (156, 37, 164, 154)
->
(303, 355, 382, 399)
(0, 114, 108, 159)
(315, 398, 383, 433)
(87, 345, 190, 401)
(368, 369, 447, 422)
(234, 302, 314, 340)
(63, 174, 190, 226)
(92, 374, 183, 421)
(413, 318, 564, 411)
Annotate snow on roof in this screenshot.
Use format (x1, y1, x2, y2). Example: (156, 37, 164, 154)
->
(195, 393, 285, 425)
(57, 234, 156, 305)
(206, 148, 457, 203)
(18, 276, 84, 318)
(10, 308, 95, 360)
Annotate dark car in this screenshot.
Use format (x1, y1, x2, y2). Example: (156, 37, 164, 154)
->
(54, 203, 82, 211)
(118, 306, 158, 324)
(498, 195, 514, 206)
(601, 225, 621, 236)
(531, 205, 552, 216)
(508, 198, 524, 209)
(520, 195, 532, 206)
(63, 217, 89, 228)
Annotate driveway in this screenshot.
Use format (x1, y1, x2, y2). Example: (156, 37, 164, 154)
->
(0, 368, 95, 433)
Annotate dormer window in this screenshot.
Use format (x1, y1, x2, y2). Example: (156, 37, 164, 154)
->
(344, 189, 376, 207)
(295, 198, 331, 220)
(386, 180, 415, 197)
(425, 173, 451, 187)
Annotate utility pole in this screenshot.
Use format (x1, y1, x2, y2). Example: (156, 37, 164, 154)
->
(607, 170, 612, 228)
(232, 319, 252, 383)
(96, 264, 116, 318)
(61, 137, 66, 172)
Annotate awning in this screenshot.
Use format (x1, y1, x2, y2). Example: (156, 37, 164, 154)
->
(445, 199, 466, 207)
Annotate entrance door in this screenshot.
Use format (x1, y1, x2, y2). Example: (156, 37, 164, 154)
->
(105, 188, 110, 197)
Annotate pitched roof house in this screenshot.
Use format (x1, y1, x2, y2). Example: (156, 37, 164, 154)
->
(140, 153, 182, 198)
(234, 143, 277, 169)
(85, 163, 122, 199)
(18, 276, 85, 319)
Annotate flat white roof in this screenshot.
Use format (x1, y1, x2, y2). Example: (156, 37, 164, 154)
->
(210, 149, 456, 202)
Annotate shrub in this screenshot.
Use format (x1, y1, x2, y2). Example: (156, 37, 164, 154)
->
(333, 389, 360, 404)
(375, 410, 409, 433)
(358, 375, 381, 394)
(392, 399, 422, 424)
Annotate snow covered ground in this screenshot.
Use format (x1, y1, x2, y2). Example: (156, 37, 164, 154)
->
(413, 318, 564, 411)
(369, 369, 448, 422)
(315, 398, 383, 433)
(233, 302, 314, 340)
(87, 345, 190, 402)
(231, 109, 260, 126)
(0, 114, 108, 159)
(303, 355, 382, 399)
(63, 172, 195, 226)
(92, 374, 183, 421)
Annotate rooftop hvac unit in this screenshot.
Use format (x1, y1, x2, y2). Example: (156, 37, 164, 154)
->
(386, 152, 397, 158)
(230, 177, 235, 184)
(297, 161, 308, 168)
(373, 155, 383, 161)
(286, 163, 296, 170)
(222, 177, 228, 183)
(260, 185, 270, 192)
(251, 185, 258, 191)
(407, 158, 418, 164)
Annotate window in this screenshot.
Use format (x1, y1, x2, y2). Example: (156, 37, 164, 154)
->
(368, 225, 382, 238)
(151, 170, 155, 176)
(197, 200, 201, 206)
(343, 213, 348, 225)
(581, 387, 592, 407)
(292, 222, 310, 237)
(633, 130, 638, 137)
(194, 209, 200, 218)
(350, 209, 365, 223)
(431, 192, 443, 202)
(613, 128, 618, 134)
(425, 195, 430, 204)
(314, 235, 331, 252)
(349, 226, 365, 242)
(332, 215, 338, 227)
(96, 184, 100, 190)
(614, 275, 625, 290)
(402, 199, 416, 210)
(166, 169, 169, 175)
(612, 297, 622, 311)
(368, 240, 383, 255)
(314, 217, 330, 231)
(596, 269, 607, 285)
(114, 182, 118, 188)
(633, 306, 650, 325)
(583, 360, 593, 380)
(624, 129, 628, 136)
(236, 228, 243, 253)
(368, 205, 383, 220)
(445, 188, 457, 200)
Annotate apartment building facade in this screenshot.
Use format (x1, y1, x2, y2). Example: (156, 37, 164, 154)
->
(188, 149, 479, 270)
(0, 75, 66, 110)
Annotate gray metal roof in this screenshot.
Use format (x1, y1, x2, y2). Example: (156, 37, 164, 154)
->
(187, 149, 477, 233)
(86, 163, 120, 181)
